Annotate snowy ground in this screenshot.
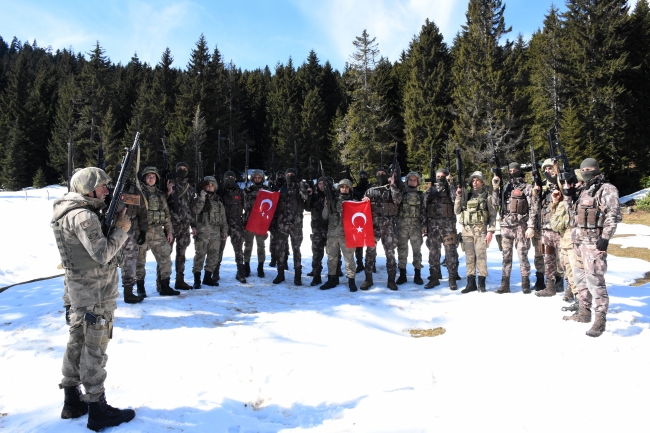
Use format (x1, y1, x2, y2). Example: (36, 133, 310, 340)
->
(2, 186, 650, 433)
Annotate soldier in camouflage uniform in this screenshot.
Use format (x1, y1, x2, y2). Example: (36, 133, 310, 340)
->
(422, 169, 459, 290)
(492, 163, 537, 294)
(353, 170, 372, 273)
(396, 172, 425, 286)
(269, 171, 289, 269)
(271, 168, 310, 285)
(306, 177, 329, 286)
(52, 167, 135, 430)
(166, 162, 197, 290)
(136, 167, 178, 296)
(319, 179, 358, 291)
(455, 171, 497, 293)
(360, 168, 402, 291)
(243, 170, 269, 278)
(192, 176, 228, 288)
(218, 170, 247, 283)
(563, 158, 622, 337)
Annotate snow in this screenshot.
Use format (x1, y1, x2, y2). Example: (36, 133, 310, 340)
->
(2, 186, 650, 432)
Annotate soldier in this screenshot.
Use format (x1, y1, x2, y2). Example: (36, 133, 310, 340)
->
(243, 170, 269, 278)
(306, 176, 329, 286)
(396, 172, 425, 285)
(422, 169, 459, 290)
(192, 176, 228, 288)
(563, 158, 622, 337)
(319, 179, 358, 291)
(136, 167, 178, 296)
(166, 162, 197, 290)
(492, 162, 537, 294)
(269, 171, 289, 269)
(218, 170, 247, 283)
(353, 170, 372, 273)
(455, 171, 497, 293)
(360, 167, 402, 291)
(271, 168, 310, 285)
(52, 167, 135, 430)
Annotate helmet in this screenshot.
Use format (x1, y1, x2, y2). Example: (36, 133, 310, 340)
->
(141, 166, 160, 183)
(251, 169, 265, 179)
(405, 172, 421, 185)
(338, 179, 353, 189)
(542, 159, 554, 170)
(70, 167, 112, 196)
(468, 171, 485, 185)
(203, 176, 218, 188)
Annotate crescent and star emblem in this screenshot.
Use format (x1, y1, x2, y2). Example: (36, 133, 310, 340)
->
(351, 212, 366, 233)
(260, 199, 273, 217)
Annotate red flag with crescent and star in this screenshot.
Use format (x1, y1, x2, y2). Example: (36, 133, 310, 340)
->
(342, 200, 375, 248)
(245, 189, 280, 235)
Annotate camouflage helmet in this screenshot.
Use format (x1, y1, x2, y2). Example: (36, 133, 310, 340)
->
(405, 172, 421, 185)
(203, 176, 218, 188)
(542, 158, 554, 170)
(70, 167, 112, 196)
(338, 178, 353, 190)
(468, 171, 485, 185)
(251, 169, 265, 180)
(141, 166, 160, 182)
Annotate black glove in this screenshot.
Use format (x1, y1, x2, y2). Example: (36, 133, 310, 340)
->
(596, 237, 609, 252)
(65, 305, 71, 326)
(137, 230, 147, 245)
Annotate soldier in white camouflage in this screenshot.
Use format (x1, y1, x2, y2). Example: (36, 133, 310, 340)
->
(306, 177, 329, 286)
(52, 167, 135, 431)
(136, 167, 178, 296)
(218, 170, 247, 283)
(192, 176, 228, 288)
(396, 172, 425, 286)
(563, 158, 622, 337)
(166, 162, 197, 290)
(360, 167, 402, 291)
(422, 169, 459, 290)
(243, 170, 269, 278)
(455, 171, 497, 293)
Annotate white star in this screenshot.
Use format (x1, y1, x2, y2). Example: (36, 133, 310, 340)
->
(262, 212, 265, 216)
(356, 226, 363, 233)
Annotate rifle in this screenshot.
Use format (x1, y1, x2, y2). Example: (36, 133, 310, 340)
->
(294, 140, 302, 180)
(319, 160, 336, 214)
(489, 138, 505, 217)
(308, 157, 316, 188)
(341, 165, 356, 185)
(216, 130, 224, 186)
(97, 134, 106, 170)
(269, 151, 276, 189)
(67, 131, 73, 191)
(196, 151, 204, 188)
(547, 130, 577, 185)
(389, 142, 402, 188)
(530, 143, 543, 231)
(455, 147, 465, 202)
(103, 133, 140, 235)
(244, 142, 249, 189)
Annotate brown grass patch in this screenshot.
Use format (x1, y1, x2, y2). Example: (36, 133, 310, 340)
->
(409, 327, 446, 338)
(622, 209, 650, 226)
(631, 271, 650, 287)
(608, 243, 650, 263)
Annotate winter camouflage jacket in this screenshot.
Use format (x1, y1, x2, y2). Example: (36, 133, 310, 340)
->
(167, 178, 197, 229)
(570, 175, 622, 244)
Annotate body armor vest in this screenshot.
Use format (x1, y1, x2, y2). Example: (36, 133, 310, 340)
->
(369, 186, 398, 217)
(328, 197, 347, 229)
(505, 183, 529, 215)
(541, 189, 554, 226)
(574, 190, 605, 229)
(276, 186, 303, 214)
(400, 189, 423, 218)
(222, 187, 244, 219)
(144, 188, 164, 225)
(197, 196, 224, 225)
(426, 189, 454, 219)
(461, 191, 489, 226)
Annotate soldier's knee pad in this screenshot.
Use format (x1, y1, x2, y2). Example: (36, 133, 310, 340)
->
(443, 234, 456, 246)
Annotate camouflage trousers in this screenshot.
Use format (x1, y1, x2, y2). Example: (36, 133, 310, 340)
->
(397, 217, 424, 270)
(355, 247, 367, 264)
(462, 224, 488, 277)
(171, 222, 192, 277)
(426, 218, 459, 276)
(61, 300, 117, 403)
(244, 229, 268, 264)
(573, 242, 609, 314)
(310, 225, 328, 274)
(531, 232, 545, 273)
(119, 226, 139, 288)
(269, 229, 289, 264)
(221, 220, 245, 265)
(501, 223, 531, 278)
(275, 222, 304, 270)
(365, 219, 398, 274)
(541, 229, 563, 282)
(136, 226, 172, 281)
(326, 232, 356, 278)
(193, 225, 223, 273)
(561, 245, 577, 295)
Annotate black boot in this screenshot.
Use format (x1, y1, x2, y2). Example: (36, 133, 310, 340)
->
(360, 272, 373, 290)
(193, 272, 202, 289)
(60, 384, 88, 419)
(86, 393, 135, 432)
(387, 271, 398, 291)
(478, 276, 486, 292)
(310, 273, 322, 286)
(356, 258, 364, 274)
(284, 259, 289, 271)
(449, 271, 458, 290)
(174, 272, 192, 290)
(257, 262, 265, 277)
(202, 271, 218, 287)
(349, 278, 358, 292)
(414, 268, 424, 285)
(396, 267, 407, 285)
(236, 264, 247, 283)
(461, 275, 477, 293)
(136, 279, 146, 298)
(307, 270, 314, 277)
(319, 275, 339, 290)
(533, 271, 545, 291)
(337, 260, 344, 277)
(425, 268, 440, 289)
(213, 266, 220, 282)
(244, 262, 251, 277)
(495, 275, 511, 294)
(273, 267, 285, 284)
(294, 267, 303, 286)
(269, 254, 277, 267)
(159, 278, 180, 296)
(123, 286, 144, 304)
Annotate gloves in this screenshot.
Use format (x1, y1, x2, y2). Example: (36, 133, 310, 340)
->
(137, 230, 147, 245)
(200, 190, 207, 198)
(596, 237, 609, 252)
(114, 213, 131, 232)
(65, 305, 71, 326)
(525, 227, 536, 239)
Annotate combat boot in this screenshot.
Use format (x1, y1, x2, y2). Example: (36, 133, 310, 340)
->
(269, 257, 277, 267)
(257, 262, 265, 278)
(372, 264, 377, 273)
(563, 302, 591, 323)
(213, 266, 220, 282)
(461, 275, 477, 293)
(396, 268, 408, 285)
(521, 275, 531, 294)
(586, 312, 607, 337)
(356, 258, 364, 273)
(536, 278, 557, 297)
(533, 271, 545, 291)
(561, 300, 578, 312)
(555, 275, 564, 293)
(284, 261, 289, 271)
(319, 275, 339, 290)
(235, 265, 247, 283)
(193, 272, 202, 289)
(436, 267, 443, 280)
(174, 272, 192, 290)
(86, 393, 135, 432)
(348, 278, 358, 292)
(449, 271, 458, 290)
(563, 288, 575, 303)
(360, 272, 373, 290)
(123, 286, 144, 304)
(294, 266, 303, 286)
(387, 271, 398, 291)
(413, 268, 424, 285)
(202, 271, 218, 287)
(310, 273, 322, 286)
(244, 262, 251, 277)
(425, 268, 440, 289)
(60, 384, 88, 419)
(306, 270, 314, 277)
(159, 278, 180, 296)
(337, 260, 344, 277)
(273, 267, 285, 284)
(495, 275, 511, 294)
(136, 279, 146, 298)
(478, 276, 487, 292)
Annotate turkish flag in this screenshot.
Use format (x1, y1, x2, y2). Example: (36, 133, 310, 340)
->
(245, 190, 280, 235)
(342, 200, 375, 248)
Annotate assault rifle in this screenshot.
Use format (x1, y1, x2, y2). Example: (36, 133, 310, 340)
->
(103, 133, 140, 235)
(424, 145, 436, 183)
(244, 142, 249, 189)
(319, 160, 336, 214)
(455, 146, 465, 202)
(67, 131, 73, 191)
(547, 130, 576, 185)
(341, 165, 355, 185)
(530, 143, 543, 231)
(489, 138, 506, 217)
(389, 142, 402, 188)
(294, 140, 302, 180)
(196, 151, 204, 188)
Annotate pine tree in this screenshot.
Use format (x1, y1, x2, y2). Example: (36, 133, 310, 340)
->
(32, 166, 47, 188)
(0, 121, 27, 190)
(266, 58, 300, 169)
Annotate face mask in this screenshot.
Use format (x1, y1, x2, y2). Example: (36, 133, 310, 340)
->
(436, 176, 447, 187)
(544, 172, 557, 184)
(376, 174, 388, 185)
(358, 177, 368, 186)
(286, 174, 296, 185)
(580, 170, 598, 184)
(277, 177, 285, 186)
(509, 170, 521, 180)
(176, 168, 188, 179)
(224, 178, 236, 188)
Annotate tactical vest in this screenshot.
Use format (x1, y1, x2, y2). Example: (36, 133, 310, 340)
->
(245, 185, 262, 215)
(369, 186, 398, 217)
(328, 197, 347, 229)
(505, 183, 529, 215)
(460, 192, 489, 226)
(541, 189, 554, 226)
(276, 186, 303, 215)
(311, 192, 326, 223)
(222, 187, 244, 219)
(144, 189, 165, 225)
(574, 192, 605, 229)
(400, 189, 423, 218)
(197, 196, 224, 225)
(426, 189, 454, 219)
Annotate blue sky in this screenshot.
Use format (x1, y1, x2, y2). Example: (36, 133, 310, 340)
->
(0, 0, 589, 72)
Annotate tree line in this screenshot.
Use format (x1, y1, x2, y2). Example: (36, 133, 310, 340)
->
(0, 0, 648, 195)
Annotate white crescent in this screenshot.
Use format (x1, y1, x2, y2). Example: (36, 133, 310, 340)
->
(260, 199, 273, 212)
(351, 212, 367, 226)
